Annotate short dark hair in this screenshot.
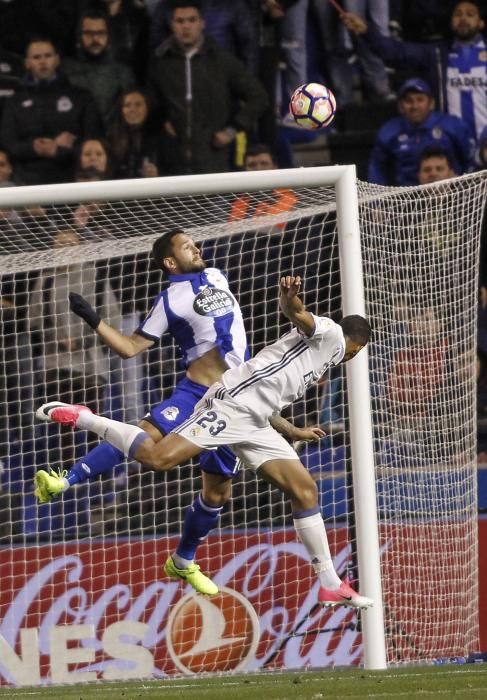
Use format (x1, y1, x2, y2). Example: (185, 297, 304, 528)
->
(25, 36, 58, 56)
(168, 0, 203, 15)
(152, 228, 185, 274)
(244, 143, 276, 161)
(339, 315, 371, 346)
(79, 8, 109, 25)
(453, 1, 484, 19)
(419, 145, 454, 168)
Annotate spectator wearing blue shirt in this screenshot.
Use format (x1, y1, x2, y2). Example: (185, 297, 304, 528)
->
(368, 78, 472, 186)
(342, 2, 487, 148)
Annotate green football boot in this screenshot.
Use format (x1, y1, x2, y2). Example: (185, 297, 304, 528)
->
(164, 556, 218, 596)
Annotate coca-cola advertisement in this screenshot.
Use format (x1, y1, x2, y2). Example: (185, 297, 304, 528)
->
(1, 520, 483, 686)
(0, 529, 363, 686)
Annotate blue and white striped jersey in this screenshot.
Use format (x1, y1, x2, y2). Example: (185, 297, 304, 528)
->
(136, 267, 249, 369)
(447, 37, 487, 143)
(222, 315, 345, 424)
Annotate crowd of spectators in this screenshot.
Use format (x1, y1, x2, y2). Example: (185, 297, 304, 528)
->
(0, 0, 484, 187)
(1, 0, 487, 535)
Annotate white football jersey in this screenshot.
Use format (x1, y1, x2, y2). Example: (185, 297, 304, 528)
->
(222, 315, 345, 423)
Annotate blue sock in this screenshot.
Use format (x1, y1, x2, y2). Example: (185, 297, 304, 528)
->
(66, 442, 124, 485)
(176, 493, 223, 561)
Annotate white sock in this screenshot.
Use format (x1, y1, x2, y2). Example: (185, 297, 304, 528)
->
(76, 411, 148, 458)
(62, 478, 70, 491)
(293, 512, 341, 590)
(172, 553, 193, 569)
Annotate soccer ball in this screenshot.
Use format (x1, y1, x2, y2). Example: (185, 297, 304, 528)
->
(289, 83, 336, 129)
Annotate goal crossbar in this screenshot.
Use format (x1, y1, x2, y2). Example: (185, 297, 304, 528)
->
(0, 166, 352, 208)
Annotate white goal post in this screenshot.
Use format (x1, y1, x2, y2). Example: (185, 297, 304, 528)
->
(0, 166, 485, 685)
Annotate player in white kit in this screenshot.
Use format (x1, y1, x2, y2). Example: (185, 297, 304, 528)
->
(37, 276, 373, 608)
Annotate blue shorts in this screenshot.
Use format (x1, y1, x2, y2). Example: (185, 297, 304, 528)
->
(144, 377, 240, 478)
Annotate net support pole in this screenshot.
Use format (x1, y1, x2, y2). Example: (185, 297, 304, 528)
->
(336, 165, 387, 669)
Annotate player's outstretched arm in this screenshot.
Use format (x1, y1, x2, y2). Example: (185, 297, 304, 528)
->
(69, 292, 153, 359)
(279, 276, 316, 337)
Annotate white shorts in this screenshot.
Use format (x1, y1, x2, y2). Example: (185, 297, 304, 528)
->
(174, 385, 299, 472)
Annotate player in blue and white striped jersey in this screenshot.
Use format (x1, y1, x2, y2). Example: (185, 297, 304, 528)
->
(35, 230, 323, 595)
(37, 276, 374, 608)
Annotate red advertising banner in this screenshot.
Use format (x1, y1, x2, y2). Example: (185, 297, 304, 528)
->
(0, 521, 484, 686)
(479, 518, 487, 652)
(0, 529, 362, 685)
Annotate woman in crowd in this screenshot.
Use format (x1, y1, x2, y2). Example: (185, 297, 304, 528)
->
(76, 138, 114, 179)
(106, 89, 169, 179)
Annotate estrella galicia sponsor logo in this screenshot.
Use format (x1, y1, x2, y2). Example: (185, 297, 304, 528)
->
(193, 287, 234, 318)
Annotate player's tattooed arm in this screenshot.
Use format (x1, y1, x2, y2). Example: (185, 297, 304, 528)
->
(279, 276, 316, 336)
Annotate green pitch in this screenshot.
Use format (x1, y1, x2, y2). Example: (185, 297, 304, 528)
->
(1, 665, 487, 699)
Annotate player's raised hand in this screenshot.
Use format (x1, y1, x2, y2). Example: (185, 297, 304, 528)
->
(280, 275, 302, 298)
(69, 292, 101, 330)
(279, 275, 316, 336)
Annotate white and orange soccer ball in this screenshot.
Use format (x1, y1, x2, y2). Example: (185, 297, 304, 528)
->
(289, 82, 336, 129)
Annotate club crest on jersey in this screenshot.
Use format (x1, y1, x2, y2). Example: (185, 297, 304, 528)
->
(193, 287, 234, 317)
(57, 96, 73, 112)
(162, 406, 179, 421)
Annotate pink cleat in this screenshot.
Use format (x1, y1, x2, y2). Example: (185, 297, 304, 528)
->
(319, 578, 373, 609)
(36, 401, 92, 427)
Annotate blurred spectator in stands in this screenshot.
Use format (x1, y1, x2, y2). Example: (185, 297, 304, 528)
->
(0, 150, 15, 186)
(252, 1, 288, 151)
(64, 8, 135, 127)
(150, 0, 258, 71)
(0, 1, 78, 58)
(107, 89, 167, 178)
(77, 1, 150, 83)
(77, 137, 114, 179)
(479, 286, 487, 355)
(368, 78, 472, 185)
(386, 308, 449, 463)
(28, 228, 112, 462)
(0, 204, 57, 253)
(0, 43, 22, 129)
(228, 143, 297, 226)
(0, 268, 36, 516)
(1, 38, 101, 186)
(477, 346, 487, 455)
(280, 0, 393, 114)
(478, 124, 487, 168)
(342, 1, 487, 149)
(318, 369, 345, 443)
(417, 145, 457, 185)
(71, 139, 114, 232)
(148, 0, 267, 175)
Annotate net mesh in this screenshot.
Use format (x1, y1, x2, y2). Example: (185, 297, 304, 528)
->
(0, 171, 485, 684)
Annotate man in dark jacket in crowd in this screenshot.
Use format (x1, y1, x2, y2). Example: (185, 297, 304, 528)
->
(148, 0, 268, 175)
(1, 37, 101, 185)
(63, 8, 135, 126)
(150, 0, 258, 71)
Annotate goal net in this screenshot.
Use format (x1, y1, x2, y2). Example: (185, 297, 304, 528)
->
(0, 169, 485, 685)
